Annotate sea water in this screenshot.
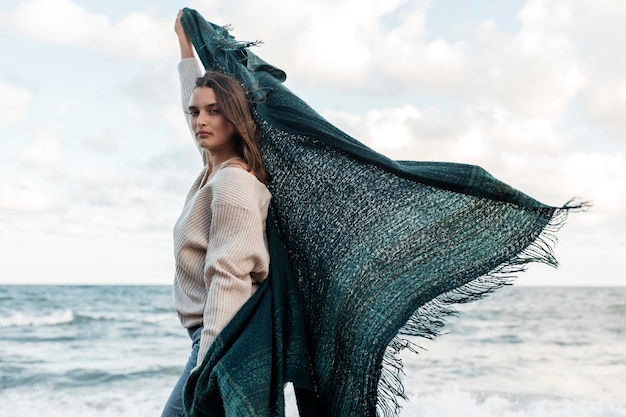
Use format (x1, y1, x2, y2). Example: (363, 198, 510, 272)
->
(1, 285, 624, 417)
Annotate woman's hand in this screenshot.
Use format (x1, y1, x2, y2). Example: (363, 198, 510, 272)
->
(175, 9, 194, 60)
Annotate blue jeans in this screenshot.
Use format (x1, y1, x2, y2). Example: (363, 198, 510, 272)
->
(161, 326, 203, 417)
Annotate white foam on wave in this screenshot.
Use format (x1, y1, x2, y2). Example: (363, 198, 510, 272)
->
(75, 311, 173, 324)
(396, 389, 626, 417)
(0, 385, 169, 417)
(1, 384, 624, 417)
(143, 313, 176, 324)
(78, 311, 118, 321)
(0, 310, 74, 327)
(284, 384, 626, 417)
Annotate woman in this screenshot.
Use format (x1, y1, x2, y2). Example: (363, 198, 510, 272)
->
(161, 11, 271, 417)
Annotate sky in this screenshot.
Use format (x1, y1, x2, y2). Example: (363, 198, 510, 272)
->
(0, 0, 624, 286)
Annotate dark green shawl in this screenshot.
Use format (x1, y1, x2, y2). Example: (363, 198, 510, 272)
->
(180, 8, 582, 417)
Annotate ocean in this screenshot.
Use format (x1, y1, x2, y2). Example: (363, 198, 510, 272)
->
(1, 285, 624, 417)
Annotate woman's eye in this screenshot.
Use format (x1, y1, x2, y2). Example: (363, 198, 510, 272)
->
(189, 111, 199, 117)
(209, 109, 220, 115)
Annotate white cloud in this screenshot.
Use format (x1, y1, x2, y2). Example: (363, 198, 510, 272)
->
(81, 131, 118, 155)
(324, 105, 422, 152)
(368, 2, 585, 118)
(121, 64, 178, 104)
(206, 0, 587, 119)
(324, 102, 567, 164)
(0, 179, 58, 213)
(1, 0, 624, 286)
(79, 169, 128, 188)
(585, 81, 626, 132)
(556, 152, 626, 223)
(513, 0, 626, 127)
(323, 103, 625, 226)
(163, 104, 193, 143)
(7, 0, 108, 44)
(84, 207, 160, 232)
(96, 12, 176, 61)
(89, 187, 155, 209)
(2, 0, 176, 60)
(189, 0, 407, 86)
(71, 166, 154, 206)
(57, 190, 175, 234)
(0, 82, 33, 123)
(18, 127, 62, 174)
(374, 10, 471, 91)
(286, 0, 387, 85)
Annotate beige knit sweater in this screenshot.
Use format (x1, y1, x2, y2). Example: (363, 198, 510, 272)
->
(173, 58, 271, 366)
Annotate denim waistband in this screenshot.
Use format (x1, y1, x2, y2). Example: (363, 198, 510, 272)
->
(187, 325, 203, 342)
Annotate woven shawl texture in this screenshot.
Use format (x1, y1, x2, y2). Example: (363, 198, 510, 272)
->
(180, 8, 576, 417)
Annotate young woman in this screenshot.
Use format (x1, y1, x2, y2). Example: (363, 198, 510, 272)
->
(161, 11, 271, 417)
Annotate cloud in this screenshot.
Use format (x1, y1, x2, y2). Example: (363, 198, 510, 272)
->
(79, 168, 131, 189)
(556, 152, 626, 222)
(1, 0, 624, 286)
(285, 0, 390, 86)
(94, 188, 154, 208)
(2, 0, 176, 61)
(506, 1, 626, 140)
(18, 127, 62, 175)
(32, 205, 170, 236)
(121, 64, 178, 104)
(323, 101, 566, 164)
(323, 102, 625, 221)
(0, 179, 59, 213)
(69, 165, 151, 206)
(4, 167, 180, 237)
(196, 0, 587, 120)
(374, 10, 471, 92)
(81, 130, 118, 155)
(0, 82, 33, 123)
(82, 207, 163, 232)
(256, 0, 624, 125)
(585, 81, 626, 133)
(186, 0, 407, 87)
(368, 2, 586, 118)
(324, 105, 426, 155)
(65, 189, 177, 234)
(163, 104, 195, 142)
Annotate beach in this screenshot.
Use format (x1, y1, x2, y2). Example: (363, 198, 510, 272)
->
(1, 285, 624, 417)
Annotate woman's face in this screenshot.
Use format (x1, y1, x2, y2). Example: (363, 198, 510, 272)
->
(187, 87, 236, 152)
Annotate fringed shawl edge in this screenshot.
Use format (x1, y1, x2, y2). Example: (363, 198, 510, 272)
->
(374, 200, 588, 416)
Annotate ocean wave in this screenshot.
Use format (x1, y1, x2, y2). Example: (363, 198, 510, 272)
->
(143, 314, 173, 324)
(0, 310, 74, 327)
(0, 385, 624, 417)
(74, 312, 118, 322)
(1, 363, 186, 390)
(72, 312, 173, 324)
(399, 389, 626, 417)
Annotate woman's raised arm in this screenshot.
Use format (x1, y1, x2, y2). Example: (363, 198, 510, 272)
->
(175, 10, 194, 60)
(175, 10, 205, 159)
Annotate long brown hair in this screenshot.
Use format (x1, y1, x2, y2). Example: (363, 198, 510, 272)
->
(194, 71, 269, 184)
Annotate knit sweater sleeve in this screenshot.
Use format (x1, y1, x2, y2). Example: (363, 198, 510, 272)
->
(196, 168, 270, 366)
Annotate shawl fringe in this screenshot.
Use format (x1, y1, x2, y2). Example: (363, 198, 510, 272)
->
(205, 24, 263, 52)
(376, 200, 589, 416)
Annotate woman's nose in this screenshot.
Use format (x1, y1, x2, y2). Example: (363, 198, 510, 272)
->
(197, 112, 208, 126)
